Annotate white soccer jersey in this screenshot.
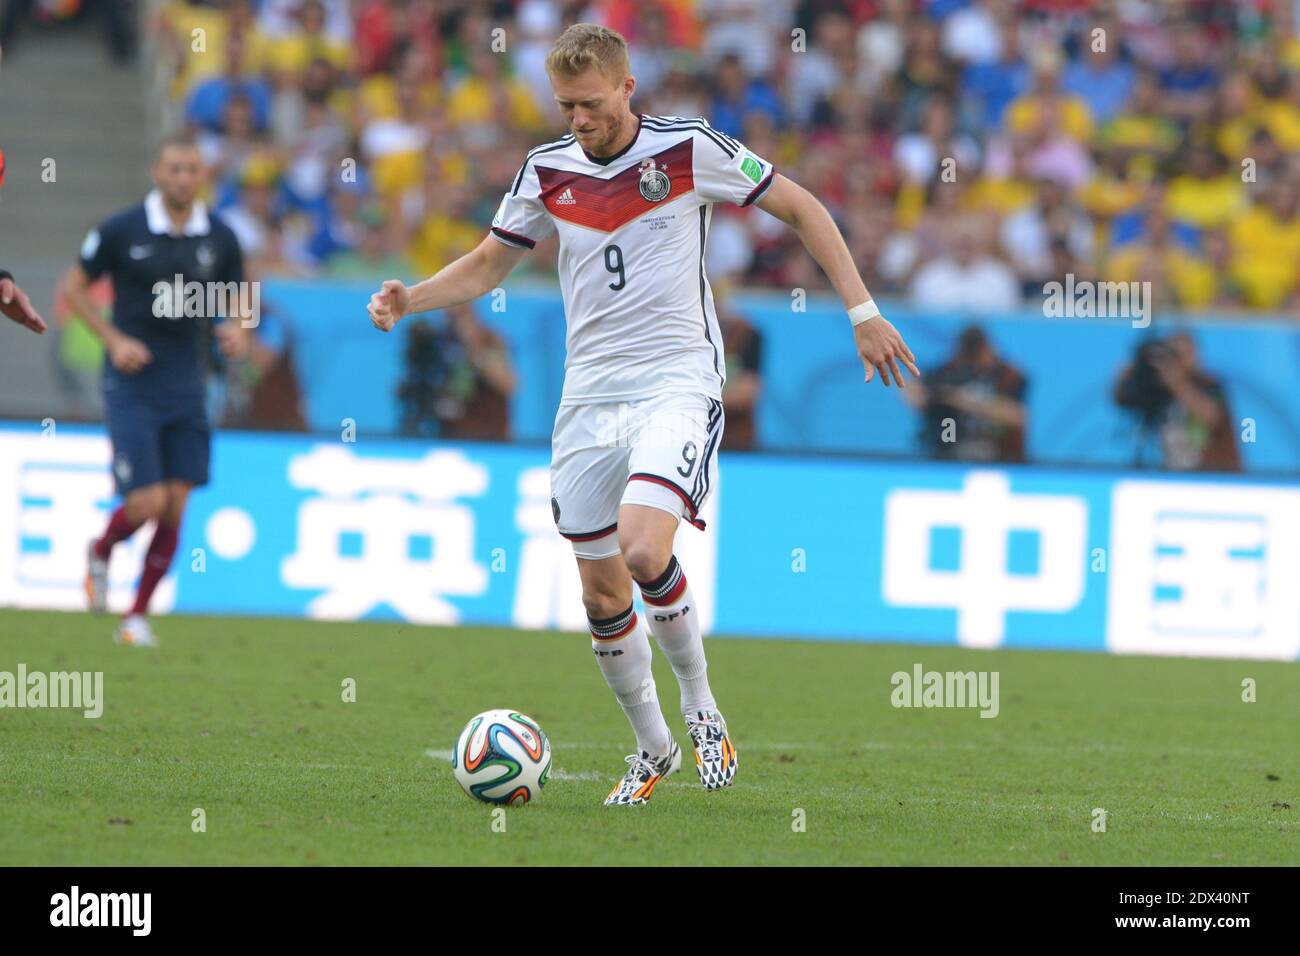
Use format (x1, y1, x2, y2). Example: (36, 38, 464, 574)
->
(490, 114, 776, 406)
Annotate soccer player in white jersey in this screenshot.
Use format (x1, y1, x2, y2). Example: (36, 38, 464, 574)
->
(368, 24, 919, 806)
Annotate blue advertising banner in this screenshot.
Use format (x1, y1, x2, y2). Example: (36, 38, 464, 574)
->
(3, 423, 1297, 659)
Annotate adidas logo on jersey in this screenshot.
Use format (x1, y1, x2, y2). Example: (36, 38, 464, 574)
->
(555, 187, 577, 205)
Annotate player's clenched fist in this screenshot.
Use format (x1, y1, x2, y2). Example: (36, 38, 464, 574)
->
(107, 335, 153, 374)
(368, 279, 410, 332)
(853, 314, 921, 388)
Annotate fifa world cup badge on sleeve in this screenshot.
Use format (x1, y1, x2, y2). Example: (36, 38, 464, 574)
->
(638, 158, 670, 202)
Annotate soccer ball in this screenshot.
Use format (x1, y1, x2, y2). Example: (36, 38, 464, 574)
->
(451, 709, 552, 805)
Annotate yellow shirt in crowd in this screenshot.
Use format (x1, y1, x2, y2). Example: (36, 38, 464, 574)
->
(1228, 204, 1300, 308)
(1106, 244, 1218, 309)
(445, 76, 547, 134)
(161, 1, 268, 94)
(1164, 174, 1247, 230)
(1004, 95, 1095, 142)
(263, 34, 353, 74)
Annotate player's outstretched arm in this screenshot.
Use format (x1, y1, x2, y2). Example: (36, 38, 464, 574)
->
(757, 174, 920, 388)
(368, 235, 529, 332)
(0, 270, 47, 334)
(59, 264, 152, 373)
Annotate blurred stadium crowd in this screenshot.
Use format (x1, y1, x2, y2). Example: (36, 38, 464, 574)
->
(6, 0, 1291, 470)
(135, 0, 1300, 314)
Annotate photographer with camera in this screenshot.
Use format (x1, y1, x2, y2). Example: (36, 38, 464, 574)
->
(1113, 331, 1238, 472)
(397, 304, 515, 441)
(902, 324, 1028, 463)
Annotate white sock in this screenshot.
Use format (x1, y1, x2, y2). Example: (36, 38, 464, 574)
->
(636, 555, 716, 716)
(589, 604, 673, 757)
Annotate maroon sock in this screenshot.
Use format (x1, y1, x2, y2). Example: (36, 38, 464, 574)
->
(93, 506, 142, 559)
(130, 523, 179, 616)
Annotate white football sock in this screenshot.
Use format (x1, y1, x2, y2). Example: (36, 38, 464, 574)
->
(636, 555, 716, 716)
(589, 604, 674, 757)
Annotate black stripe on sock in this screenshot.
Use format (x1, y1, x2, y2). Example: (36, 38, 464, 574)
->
(636, 554, 681, 599)
(588, 603, 635, 638)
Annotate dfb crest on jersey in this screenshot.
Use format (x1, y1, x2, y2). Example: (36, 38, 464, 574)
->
(551, 496, 561, 525)
(638, 158, 670, 202)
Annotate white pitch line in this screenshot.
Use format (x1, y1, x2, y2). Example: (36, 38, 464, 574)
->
(426, 751, 607, 783)
(549, 770, 605, 781)
(423, 750, 761, 788)
(424, 750, 767, 791)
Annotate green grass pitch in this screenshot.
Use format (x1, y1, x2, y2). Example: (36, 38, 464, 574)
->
(0, 608, 1296, 865)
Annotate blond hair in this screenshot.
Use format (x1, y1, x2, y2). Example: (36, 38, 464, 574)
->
(545, 23, 630, 83)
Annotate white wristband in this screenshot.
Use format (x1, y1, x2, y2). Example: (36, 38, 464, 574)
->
(848, 299, 880, 327)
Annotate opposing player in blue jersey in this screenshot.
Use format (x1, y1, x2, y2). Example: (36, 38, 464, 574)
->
(60, 134, 248, 646)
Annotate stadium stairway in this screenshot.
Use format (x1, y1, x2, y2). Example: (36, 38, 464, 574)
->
(0, 16, 150, 420)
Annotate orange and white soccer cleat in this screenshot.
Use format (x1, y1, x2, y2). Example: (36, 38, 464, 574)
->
(685, 710, 737, 790)
(603, 741, 681, 807)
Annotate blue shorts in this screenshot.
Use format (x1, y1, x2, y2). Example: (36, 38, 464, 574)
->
(103, 384, 211, 495)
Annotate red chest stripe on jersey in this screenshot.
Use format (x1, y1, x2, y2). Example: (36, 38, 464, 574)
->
(536, 138, 695, 232)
